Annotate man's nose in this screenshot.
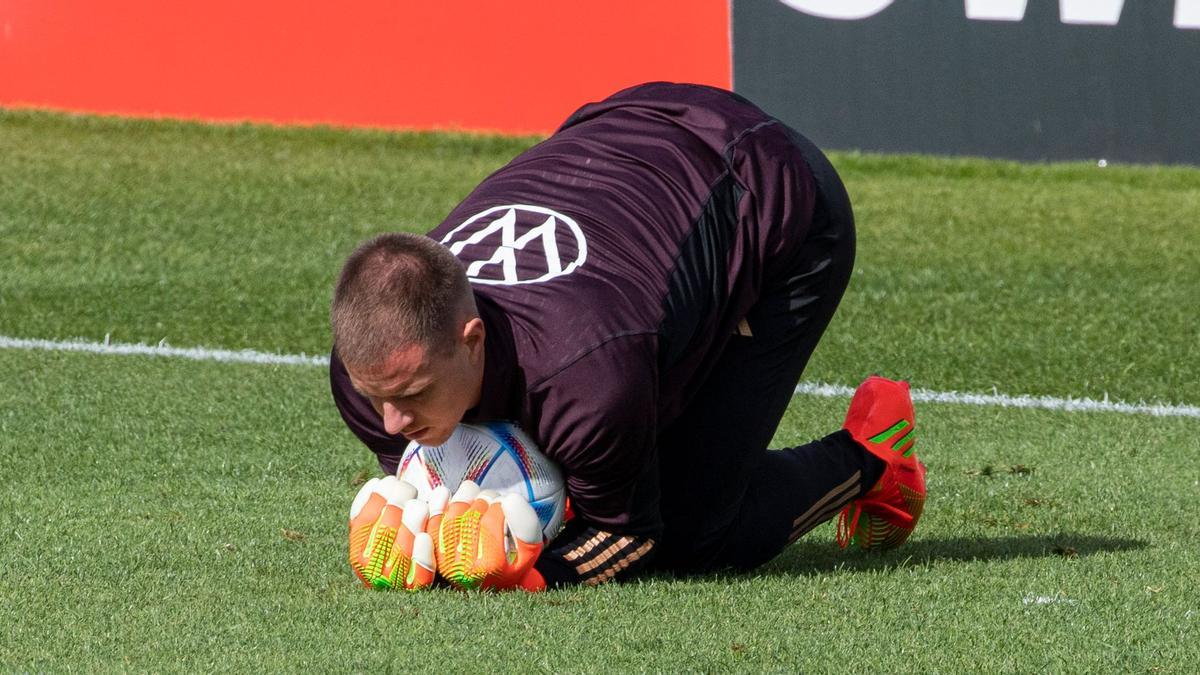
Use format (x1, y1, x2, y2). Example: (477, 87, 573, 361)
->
(381, 400, 414, 436)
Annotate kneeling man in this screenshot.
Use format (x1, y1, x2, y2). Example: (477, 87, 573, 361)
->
(331, 82, 926, 590)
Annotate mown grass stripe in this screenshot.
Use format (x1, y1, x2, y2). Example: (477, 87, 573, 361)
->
(4, 334, 1199, 419)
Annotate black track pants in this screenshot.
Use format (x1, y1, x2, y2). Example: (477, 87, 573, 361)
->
(652, 131, 885, 573)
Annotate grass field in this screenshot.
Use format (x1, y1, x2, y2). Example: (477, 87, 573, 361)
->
(2, 110, 1198, 672)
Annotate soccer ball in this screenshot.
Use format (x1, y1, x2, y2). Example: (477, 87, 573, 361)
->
(396, 421, 566, 541)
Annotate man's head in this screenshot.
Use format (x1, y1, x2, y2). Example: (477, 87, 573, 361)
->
(331, 232, 485, 446)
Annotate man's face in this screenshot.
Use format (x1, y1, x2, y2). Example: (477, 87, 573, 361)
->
(345, 318, 486, 447)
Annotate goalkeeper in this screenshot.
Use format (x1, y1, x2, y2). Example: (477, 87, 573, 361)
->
(330, 82, 926, 590)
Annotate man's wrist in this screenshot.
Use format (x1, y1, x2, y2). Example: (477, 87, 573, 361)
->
(532, 550, 583, 587)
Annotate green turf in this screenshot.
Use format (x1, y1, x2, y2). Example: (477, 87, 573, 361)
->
(2, 109, 1198, 672)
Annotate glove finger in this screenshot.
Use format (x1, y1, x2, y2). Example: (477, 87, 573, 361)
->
(401, 498, 429, 535)
(437, 491, 492, 591)
(499, 493, 542, 545)
(440, 494, 471, 529)
(350, 487, 386, 530)
(499, 494, 544, 587)
(435, 495, 473, 583)
(470, 496, 494, 519)
(350, 477, 383, 520)
(426, 485, 450, 539)
(436, 481, 477, 548)
(376, 499, 430, 589)
(377, 475, 418, 505)
(450, 479, 481, 505)
(370, 502, 408, 589)
(405, 532, 436, 590)
(454, 501, 508, 589)
(478, 500, 508, 560)
(428, 485, 451, 516)
(349, 489, 390, 587)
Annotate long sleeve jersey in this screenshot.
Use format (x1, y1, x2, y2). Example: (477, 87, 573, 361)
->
(331, 82, 820, 583)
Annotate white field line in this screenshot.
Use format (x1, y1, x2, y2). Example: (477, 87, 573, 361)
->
(0, 335, 329, 367)
(4, 334, 1199, 419)
(794, 382, 1200, 418)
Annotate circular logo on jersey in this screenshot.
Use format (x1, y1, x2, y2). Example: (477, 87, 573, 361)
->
(439, 204, 588, 285)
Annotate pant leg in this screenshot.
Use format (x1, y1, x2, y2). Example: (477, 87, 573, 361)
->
(652, 134, 884, 573)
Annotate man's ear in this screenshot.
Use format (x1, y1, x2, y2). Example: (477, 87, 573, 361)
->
(461, 317, 486, 361)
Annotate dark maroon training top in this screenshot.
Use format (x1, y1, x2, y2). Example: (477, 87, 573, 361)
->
(331, 82, 817, 538)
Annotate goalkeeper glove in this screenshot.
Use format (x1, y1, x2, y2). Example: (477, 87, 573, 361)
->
(428, 480, 546, 592)
(348, 476, 436, 590)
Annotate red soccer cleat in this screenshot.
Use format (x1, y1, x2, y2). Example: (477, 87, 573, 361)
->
(836, 376, 927, 551)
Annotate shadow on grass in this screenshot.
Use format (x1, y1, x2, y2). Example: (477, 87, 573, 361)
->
(637, 534, 1150, 585)
(754, 533, 1150, 578)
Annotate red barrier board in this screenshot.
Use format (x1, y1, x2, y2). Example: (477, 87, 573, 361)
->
(0, 1, 730, 134)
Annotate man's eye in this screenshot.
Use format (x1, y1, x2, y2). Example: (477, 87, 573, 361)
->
(394, 388, 429, 403)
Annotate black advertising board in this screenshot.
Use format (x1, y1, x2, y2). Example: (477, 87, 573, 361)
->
(733, 0, 1200, 164)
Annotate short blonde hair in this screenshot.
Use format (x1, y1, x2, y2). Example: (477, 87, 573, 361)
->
(331, 232, 474, 368)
